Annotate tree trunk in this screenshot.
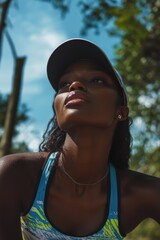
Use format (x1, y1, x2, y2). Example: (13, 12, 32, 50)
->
(0, 57, 26, 157)
(0, 0, 12, 61)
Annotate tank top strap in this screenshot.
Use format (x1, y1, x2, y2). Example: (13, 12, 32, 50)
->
(108, 164, 118, 219)
(35, 152, 58, 203)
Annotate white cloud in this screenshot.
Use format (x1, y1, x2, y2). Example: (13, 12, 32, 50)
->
(24, 29, 65, 83)
(14, 123, 42, 152)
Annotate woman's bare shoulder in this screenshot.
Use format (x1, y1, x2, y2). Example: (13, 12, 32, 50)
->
(119, 167, 160, 206)
(119, 167, 160, 191)
(0, 151, 50, 175)
(0, 152, 49, 211)
(118, 167, 160, 234)
(0, 152, 49, 238)
(0, 151, 49, 163)
(0, 151, 50, 185)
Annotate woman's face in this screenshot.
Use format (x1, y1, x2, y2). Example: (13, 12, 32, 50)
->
(54, 60, 121, 131)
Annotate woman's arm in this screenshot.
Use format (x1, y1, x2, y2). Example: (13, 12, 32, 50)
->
(120, 169, 160, 234)
(0, 152, 47, 239)
(0, 155, 25, 240)
(131, 172, 160, 224)
(143, 174, 160, 223)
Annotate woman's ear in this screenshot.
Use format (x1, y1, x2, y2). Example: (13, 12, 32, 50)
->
(117, 106, 129, 121)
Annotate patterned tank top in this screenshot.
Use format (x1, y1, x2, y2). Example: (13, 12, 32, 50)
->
(21, 152, 125, 239)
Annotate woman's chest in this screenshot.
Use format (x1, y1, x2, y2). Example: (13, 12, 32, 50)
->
(45, 186, 108, 237)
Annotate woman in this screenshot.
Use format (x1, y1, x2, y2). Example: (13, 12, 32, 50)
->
(0, 39, 159, 240)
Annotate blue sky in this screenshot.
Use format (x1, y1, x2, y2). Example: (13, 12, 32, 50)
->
(0, 0, 119, 151)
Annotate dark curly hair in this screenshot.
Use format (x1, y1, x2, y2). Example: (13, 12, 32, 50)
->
(39, 96, 132, 169)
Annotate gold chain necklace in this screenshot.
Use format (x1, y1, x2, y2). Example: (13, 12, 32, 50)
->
(61, 160, 108, 186)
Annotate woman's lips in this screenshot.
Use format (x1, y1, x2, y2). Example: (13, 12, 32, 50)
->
(64, 90, 88, 106)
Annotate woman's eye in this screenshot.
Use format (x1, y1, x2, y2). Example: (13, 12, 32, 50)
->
(58, 81, 70, 90)
(91, 78, 104, 84)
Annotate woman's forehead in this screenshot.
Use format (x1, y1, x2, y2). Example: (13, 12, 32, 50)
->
(64, 59, 108, 72)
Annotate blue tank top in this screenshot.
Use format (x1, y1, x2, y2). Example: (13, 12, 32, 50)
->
(21, 152, 125, 239)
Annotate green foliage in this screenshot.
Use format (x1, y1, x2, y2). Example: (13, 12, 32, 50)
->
(75, 0, 160, 165)
(112, 2, 160, 171)
(126, 219, 160, 240)
(0, 93, 30, 151)
(0, 93, 29, 135)
(0, 93, 8, 128)
(11, 141, 30, 153)
(78, 0, 114, 35)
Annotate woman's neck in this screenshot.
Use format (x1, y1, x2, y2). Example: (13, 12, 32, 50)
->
(60, 127, 114, 184)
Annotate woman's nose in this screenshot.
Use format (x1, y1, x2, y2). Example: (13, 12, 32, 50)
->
(69, 81, 86, 92)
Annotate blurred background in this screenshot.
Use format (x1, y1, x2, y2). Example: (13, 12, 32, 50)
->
(0, 0, 160, 239)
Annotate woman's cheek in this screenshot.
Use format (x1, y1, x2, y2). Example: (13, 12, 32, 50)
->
(53, 96, 58, 113)
(54, 94, 66, 125)
(54, 94, 63, 112)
